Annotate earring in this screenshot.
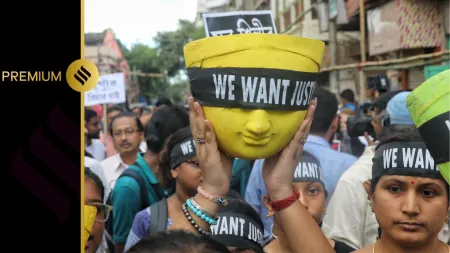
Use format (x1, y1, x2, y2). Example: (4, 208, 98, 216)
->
(324, 208, 327, 215)
(370, 202, 374, 213)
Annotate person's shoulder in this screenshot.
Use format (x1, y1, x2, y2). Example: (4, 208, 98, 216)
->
(135, 207, 151, 221)
(85, 157, 107, 178)
(337, 151, 358, 162)
(100, 153, 120, 167)
(112, 179, 141, 204)
(85, 156, 99, 168)
(114, 172, 141, 191)
(91, 138, 104, 147)
(338, 164, 371, 184)
(339, 148, 375, 181)
(322, 148, 357, 165)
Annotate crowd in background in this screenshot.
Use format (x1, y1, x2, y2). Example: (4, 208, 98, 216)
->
(83, 78, 450, 253)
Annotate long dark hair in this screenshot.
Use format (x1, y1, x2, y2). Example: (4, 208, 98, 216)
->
(146, 106, 189, 154)
(159, 127, 193, 190)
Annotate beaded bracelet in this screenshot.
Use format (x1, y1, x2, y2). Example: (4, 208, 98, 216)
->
(186, 199, 217, 225)
(197, 186, 228, 206)
(189, 198, 219, 221)
(181, 203, 210, 235)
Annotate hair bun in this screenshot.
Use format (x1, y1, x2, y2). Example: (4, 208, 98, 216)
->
(146, 134, 162, 152)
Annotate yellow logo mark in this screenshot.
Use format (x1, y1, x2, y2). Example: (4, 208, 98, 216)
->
(66, 59, 99, 92)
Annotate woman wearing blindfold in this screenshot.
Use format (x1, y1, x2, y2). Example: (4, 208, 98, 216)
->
(264, 151, 356, 253)
(124, 127, 202, 252)
(354, 130, 450, 253)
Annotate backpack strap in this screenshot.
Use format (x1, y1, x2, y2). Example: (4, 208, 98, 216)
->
(135, 154, 164, 201)
(149, 199, 168, 233)
(119, 169, 150, 208)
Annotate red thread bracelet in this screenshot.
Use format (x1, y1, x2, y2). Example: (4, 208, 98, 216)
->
(268, 191, 300, 212)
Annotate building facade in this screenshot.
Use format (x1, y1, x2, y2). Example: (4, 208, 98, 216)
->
(195, 0, 231, 26)
(84, 30, 139, 105)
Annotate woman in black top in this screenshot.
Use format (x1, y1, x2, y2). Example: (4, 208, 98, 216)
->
(264, 151, 356, 253)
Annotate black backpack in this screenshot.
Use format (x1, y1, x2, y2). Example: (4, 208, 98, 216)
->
(149, 199, 168, 233)
(105, 169, 150, 253)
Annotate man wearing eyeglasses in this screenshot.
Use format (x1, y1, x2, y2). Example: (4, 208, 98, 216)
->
(101, 112, 145, 189)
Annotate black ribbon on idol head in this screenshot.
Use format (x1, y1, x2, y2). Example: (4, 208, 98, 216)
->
(372, 141, 445, 182)
(187, 67, 318, 111)
(417, 111, 450, 165)
(169, 137, 196, 170)
(293, 151, 325, 188)
(210, 212, 264, 253)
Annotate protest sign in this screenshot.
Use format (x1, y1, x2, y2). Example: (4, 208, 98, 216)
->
(85, 72, 126, 106)
(203, 10, 277, 37)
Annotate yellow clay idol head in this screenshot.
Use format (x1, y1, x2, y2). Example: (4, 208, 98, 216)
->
(184, 34, 325, 159)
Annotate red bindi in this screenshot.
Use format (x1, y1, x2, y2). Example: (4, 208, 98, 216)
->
(411, 181, 415, 184)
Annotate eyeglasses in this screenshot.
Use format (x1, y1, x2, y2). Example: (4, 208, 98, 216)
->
(86, 203, 112, 222)
(113, 128, 139, 137)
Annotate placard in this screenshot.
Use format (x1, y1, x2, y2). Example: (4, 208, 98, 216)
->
(203, 10, 277, 37)
(85, 72, 126, 106)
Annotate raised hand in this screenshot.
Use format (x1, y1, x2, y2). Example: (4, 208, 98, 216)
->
(188, 97, 232, 196)
(262, 98, 317, 200)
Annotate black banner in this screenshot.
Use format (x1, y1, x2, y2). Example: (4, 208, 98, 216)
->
(417, 111, 450, 164)
(372, 142, 444, 180)
(188, 67, 318, 111)
(203, 11, 276, 37)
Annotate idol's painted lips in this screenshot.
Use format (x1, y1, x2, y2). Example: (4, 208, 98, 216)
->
(239, 133, 274, 146)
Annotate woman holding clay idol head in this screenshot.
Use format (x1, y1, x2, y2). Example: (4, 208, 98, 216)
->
(176, 96, 335, 253)
(264, 151, 356, 253)
(177, 33, 334, 252)
(354, 129, 450, 253)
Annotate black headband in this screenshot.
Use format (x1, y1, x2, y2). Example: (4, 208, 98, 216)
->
(372, 141, 445, 181)
(188, 67, 318, 111)
(169, 137, 196, 170)
(210, 212, 264, 253)
(293, 154, 324, 187)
